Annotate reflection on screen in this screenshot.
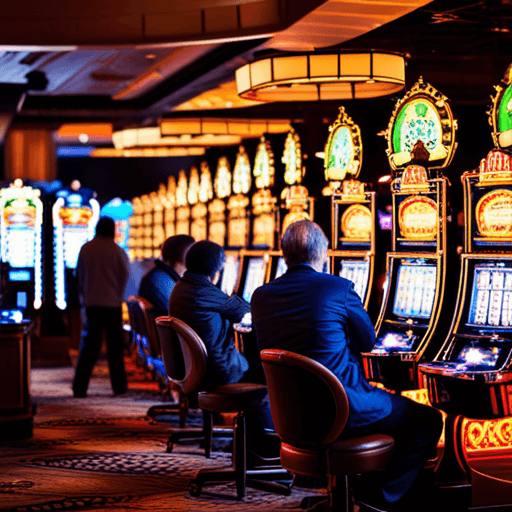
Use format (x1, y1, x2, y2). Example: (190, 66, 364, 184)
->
(373, 331, 416, 353)
(221, 255, 240, 296)
(392, 263, 437, 319)
(275, 257, 287, 279)
(339, 260, 369, 300)
(455, 345, 501, 368)
(242, 257, 266, 302)
(469, 265, 512, 327)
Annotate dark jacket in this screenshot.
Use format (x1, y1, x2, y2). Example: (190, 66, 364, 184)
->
(168, 272, 250, 389)
(251, 263, 393, 429)
(139, 260, 180, 318)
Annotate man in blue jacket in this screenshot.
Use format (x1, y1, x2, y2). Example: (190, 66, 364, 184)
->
(251, 220, 442, 510)
(169, 241, 275, 459)
(139, 234, 195, 318)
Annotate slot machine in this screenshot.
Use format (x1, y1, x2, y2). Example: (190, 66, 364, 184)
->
(140, 194, 153, 260)
(52, 182, 100, 311)
(418, 68, 512, 510)
(190, 161, 212, 241)
(267, 127, 314, 282)
(227, 146, 251, 249)
(362, 78, 458, 391)
(151, 185, 166, 258)
(323, 107, 376, 310)
(211, 156, 240, 296)
(209, 156, 231, 247)
(236, 136, 277, 303)
(164, 176, 176, 239)
(175, 169, 190, 236)
(128, 196, 143, 261)
(0, 180, 43, 318)
(100, 197, 133, 253)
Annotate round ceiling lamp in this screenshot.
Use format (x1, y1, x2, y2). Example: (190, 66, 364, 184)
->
(236, 51, 405, 102)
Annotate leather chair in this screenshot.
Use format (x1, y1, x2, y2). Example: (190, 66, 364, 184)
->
(157, 316, 291, 500)
(134, 296, 167, 388)
(125, 296, 145, 366)
(260, 349, 395, 512)
(155, 316, 232, 453)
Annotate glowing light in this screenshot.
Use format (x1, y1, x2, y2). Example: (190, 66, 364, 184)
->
(379, 175, 392, 183)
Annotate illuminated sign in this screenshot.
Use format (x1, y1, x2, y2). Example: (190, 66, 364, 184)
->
(476, 189, 512, 239)
(478, 149, 512, 184)
(214, 156, 232, 199)
(53, 192, 100, 310)
(0, 183, 43, 310)
(233, 146, 251, 195)
(398, 196, 437, 240)
(282, 128, 302, 185)
(187, 166, 200, 205)
(387, 77, 457, 170)
(462, 417, 512, 452)
(253, 136, 275, 189)
(341, 204, 372, 240)
(400, 165, 429, 191)
(324, 107, 362, 182)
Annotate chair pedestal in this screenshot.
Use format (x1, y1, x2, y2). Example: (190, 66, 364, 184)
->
(189, 411, 292, 500)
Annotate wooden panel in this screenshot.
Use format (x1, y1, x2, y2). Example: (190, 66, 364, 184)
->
(204, 6, 239, 33)
(0, 340, 23, 410)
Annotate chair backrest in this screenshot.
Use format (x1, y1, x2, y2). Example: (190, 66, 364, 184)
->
(135, 296, 161, 359)
(260, 349, 350, 448)
(156, 316, 208, 395)
(126, 296, 144, 348)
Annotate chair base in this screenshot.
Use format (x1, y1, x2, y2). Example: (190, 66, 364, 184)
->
(167, 426, 233, 454)
(189, 411, 292, 500)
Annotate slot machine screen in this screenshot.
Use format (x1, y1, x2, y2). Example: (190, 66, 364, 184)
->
(275, 257, 287, 279)
(454, 344, 501, 369)
(339, 260, 369, 300)
(392, 263, 437, 319)
(242, 257, 266, 303)
(220, 254, 240, 296)
(468, 265, 512, 327)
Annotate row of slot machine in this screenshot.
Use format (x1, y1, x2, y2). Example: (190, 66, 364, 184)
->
(190, 75, 512, 508)
(0, 179, 133, 320)
(127, 130, 314, 263)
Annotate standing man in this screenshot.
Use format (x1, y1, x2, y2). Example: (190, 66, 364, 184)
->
(72, 216, 130, 398)
(251, 220, 443, 510)
(138, 234, 195, 318)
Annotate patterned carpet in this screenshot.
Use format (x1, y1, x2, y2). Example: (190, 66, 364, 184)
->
(0, 357, 324, 512)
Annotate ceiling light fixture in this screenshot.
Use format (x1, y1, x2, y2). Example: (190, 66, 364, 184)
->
(236, 51, 405, 102)
(160, 117, 293, 137)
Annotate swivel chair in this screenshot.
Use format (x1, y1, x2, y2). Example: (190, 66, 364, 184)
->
(155, 316, 232, 452)
(260, 349, 395, 512)
(157, 316, 291, 500)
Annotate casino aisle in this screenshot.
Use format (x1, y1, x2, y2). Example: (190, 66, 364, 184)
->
(0, 353, 324, 512)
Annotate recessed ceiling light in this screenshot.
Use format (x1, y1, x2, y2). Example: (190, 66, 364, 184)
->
(145, 54, 157, 60)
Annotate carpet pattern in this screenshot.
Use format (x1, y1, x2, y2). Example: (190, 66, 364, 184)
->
(0, 358, 323, 512)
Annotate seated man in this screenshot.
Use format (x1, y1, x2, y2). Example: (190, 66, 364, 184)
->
(168, 241, 273, 452)
(139, 234, 195, 317)
(251, 220, 443, 510)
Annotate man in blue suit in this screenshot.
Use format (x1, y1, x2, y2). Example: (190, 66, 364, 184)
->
(251, 220, 442, 510)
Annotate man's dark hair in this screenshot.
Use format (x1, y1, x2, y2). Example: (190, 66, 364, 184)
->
(95, 216, 116, 238)
(185, 241, 226, 279)
(281, 220, 329, 268)
(162, 235, 195, 266)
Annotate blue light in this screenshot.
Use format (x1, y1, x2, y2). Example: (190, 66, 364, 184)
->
(57, 146, 95, 157)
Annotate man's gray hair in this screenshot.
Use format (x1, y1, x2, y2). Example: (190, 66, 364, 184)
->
(281, 220, 329, 268)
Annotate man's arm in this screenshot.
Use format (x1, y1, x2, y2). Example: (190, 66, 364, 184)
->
(345, 284, 376, 354)
(220, 294, 251, 323)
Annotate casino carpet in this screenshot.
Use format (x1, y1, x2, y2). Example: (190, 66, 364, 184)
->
(0, 356, 325, 512)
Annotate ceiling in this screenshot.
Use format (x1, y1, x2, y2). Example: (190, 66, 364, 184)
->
(2, 0, 512, 130)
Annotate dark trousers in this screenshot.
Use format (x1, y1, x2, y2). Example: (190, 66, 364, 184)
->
(73, 306, 127, 396)
(344, 394, 443, 504)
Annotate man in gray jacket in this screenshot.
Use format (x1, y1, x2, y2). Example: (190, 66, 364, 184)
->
(72, 216, 130, 398)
